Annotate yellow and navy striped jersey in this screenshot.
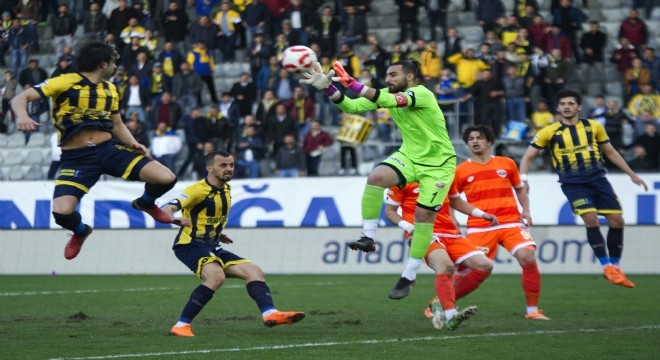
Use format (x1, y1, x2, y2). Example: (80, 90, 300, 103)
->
(531, 119, 609, 184)
(171, 178, 232, 246)
(33, 73, 120, 145)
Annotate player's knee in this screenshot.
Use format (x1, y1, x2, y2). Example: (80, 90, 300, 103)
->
(517, 251, 537, 266)
(204, 272, 226, 291)
(607, 216, 624, 228)
(248, 266, 266, 281)
(475, 258, 494, 273)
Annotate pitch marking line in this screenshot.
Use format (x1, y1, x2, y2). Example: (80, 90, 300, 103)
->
(49, 324, 660, 360)
(0, 282, 345, 297)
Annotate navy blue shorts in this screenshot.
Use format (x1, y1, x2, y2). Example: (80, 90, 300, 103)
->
(54, 139, 152, 199)
(560, 177, 622, 216)
(174, 241, 251, 278)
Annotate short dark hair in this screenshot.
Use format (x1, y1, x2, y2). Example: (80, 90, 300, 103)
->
(462, 125, 496, 144)
(205, 150, 232, 165)
(555, 88, 582, 106)
(390, 60, 423, 81)
(75, 40, 119, 72)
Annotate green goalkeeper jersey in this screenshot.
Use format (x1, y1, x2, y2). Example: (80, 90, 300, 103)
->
(336, 85, 455, 166)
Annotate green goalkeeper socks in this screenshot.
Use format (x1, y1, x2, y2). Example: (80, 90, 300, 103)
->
(410, 222, 433, 259)
(361, 184, 385, 220)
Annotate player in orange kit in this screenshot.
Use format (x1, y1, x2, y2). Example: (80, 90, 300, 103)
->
(455, 125, 550, 320)
(384, 181, 496, 330)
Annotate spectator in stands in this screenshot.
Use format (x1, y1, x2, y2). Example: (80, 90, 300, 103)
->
(551, 0, 586, 63)
(395, 0, 422, 43)
(642, 48, 660, 92)
(275, 134, 305, 177)
(313, 4, 341, 59)
(627, 121, 659, 171)
(22, 83, 48, 145)
(586, 95, 607, 126)
(0, 70, 17, 132)
(627, 84, 660, 118)
(501, 15, 521, 47)
(234, 113, 262, 144)
(172, 62, 202, 115)
(107, 0, 137, 38)
(270, 32, 289, 63)
(272, 68, 297, 102)
(389, 43, 407, 64)
(131, 1, 153, 30)
(285, 85, 316, 140)
(338, 5, 367, 46)
(235, 124, 265, 178)
(256, 89, 279, 126)
(420, 40, 442, 90)
(158, 41, 184, 91)
(193, 141, 215, 178)
(0, 12, 10, 69)
(579, 21, 607, 95)
(405, 38, 426, 62)
(632, 110, 660, 140)
(125, 111, 150, 148)
(187, 42, 218, 105)
(13, 2, 39, 52)
(195, 0, 218, 17)
(130, 51, 152, 84)
(526, 14, 549, 48)
(161, 1, 188, 56)
(265, 102, 297, 157)
(110, 64, 128, 100)
(425, 0, 448, 42)
(247, 33, 270, 81)
(120, 17, 146, 44)
(121, 36, 149, 69)
(517, 4, 539, 29)
(611, 36, 638, 89)
(147, 62, 166, 118)
(543, 48, 571, 109)
(7, 18, 29, 78)
(461, 69, 506, 137)
(51, 55, 74, 77)
(284, 0, 313, 46)
(18, 59, 47, 88)
(530, 100, 553, 134)
(229, 72, 258, 117)
(178, 108, 207, 177)
(151, 122, 182, 172)
(436, 68, 458, 109)
(302, 119, 334, 177)
(218, 92, 241, 147)
(447, 47, 489, 91)
(243, 0, 271, 46)
(362, 38, 389, 80)
(513, 0, 539, 21)
(603, 98, 630, 151)
(476, 0, 506, 33)
(153, 92, 182, 130)
(264, 0, 289, 37)
(336, 43, 361, 78)
(542, 25, 572, 60)
(503, 65, 529, 123)
(625, 57, 652, 98)
(83, 2, 108, 41)
(189, 15, 218, 56)
(121, 74, 150, 125)
(105, 31, 124, 55)
(214, 0, 241, 61)
(619, 8, 648, 51)
(205, 105, 230, 151)
(256, 55, 280, 95)
(441, 27, 462, 69)
(483, 29, 504, 53)
(47, 132, 62, 179)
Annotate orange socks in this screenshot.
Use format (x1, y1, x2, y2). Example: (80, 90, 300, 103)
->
(455, 269, 491, 300)
(435, 274, 456, 310)
(522, 262, 541, 307)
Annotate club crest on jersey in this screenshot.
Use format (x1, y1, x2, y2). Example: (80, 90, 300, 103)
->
(467, 176, 474, 183)
(413, 188, 420, 194)
(434, 182, 445, 189)
(497, 169, 507, 178)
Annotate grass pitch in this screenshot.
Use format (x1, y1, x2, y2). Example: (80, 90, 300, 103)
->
(1, 274, 659, 360)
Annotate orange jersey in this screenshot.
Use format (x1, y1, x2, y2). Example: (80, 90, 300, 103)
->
(454, 156, 524, 229)
(385, 183, 460, 236)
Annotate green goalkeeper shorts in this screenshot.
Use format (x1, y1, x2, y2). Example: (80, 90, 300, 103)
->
(380, 151, 456, 211)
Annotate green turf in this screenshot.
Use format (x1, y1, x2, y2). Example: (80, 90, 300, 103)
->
(1, 274, 659, 360)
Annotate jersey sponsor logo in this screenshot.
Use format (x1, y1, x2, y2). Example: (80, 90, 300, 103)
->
(467, 176, 474, 183)
(389, 156, 406, 168)
(434, 181, 444, 189)
(58, 169, 81, 178)
(179, 194, 189, 199)
(477, 246, 489, 254)
(496, 169, 507, 178)
(394, 93, 408, 107)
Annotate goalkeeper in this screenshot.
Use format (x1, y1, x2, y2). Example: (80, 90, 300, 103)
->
(302, 61, 456, 299)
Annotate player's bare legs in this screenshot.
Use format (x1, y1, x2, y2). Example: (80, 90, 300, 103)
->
(132, 161, 178, 224)
(513, 247, 549, 320)
(349, 165, 399, 252)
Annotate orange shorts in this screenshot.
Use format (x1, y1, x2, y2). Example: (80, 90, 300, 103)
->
(424, 234, 485, 265)
(466, 226, 535, 260)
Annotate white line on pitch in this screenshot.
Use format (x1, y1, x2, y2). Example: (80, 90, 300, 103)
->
(0, 282, 345, 297)
(48, 324, 660, 360)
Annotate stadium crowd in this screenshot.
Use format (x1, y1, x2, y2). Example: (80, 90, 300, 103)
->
(0, 0, 659, 180)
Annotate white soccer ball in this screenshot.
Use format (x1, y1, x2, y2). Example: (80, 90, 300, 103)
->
(281, 46, 317, 74)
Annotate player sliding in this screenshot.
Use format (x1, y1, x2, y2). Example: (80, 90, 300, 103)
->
(385, 181, 495, 330)
(520, 89, 648, 288)
(12, 40, 182, 260)
(162, 151, 305, 337)
(455, 125, 549, 320)
(301, 60, 456, 300)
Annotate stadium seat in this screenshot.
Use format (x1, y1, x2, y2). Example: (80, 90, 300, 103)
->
(0, 133, 8, 147)
(24, 165, 44, 180)
(600, 9, 627, 23)
(7, 166, 29, 180)
(597, 0, 624, 9)
(26, 132, 47, 147)
(24, 150, 44, 165)
(3, 150, 24, 166)
(6, 133, 24, 147)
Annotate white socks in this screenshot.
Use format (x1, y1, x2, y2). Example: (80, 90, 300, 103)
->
(363, 219, 378, 239)
(401, 257, 423, 281)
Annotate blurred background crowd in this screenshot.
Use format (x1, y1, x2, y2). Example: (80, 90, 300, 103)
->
(0, 0, 659, 181)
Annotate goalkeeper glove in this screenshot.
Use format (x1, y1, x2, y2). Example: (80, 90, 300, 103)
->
(300, 62, 340, 99)
(332, 61, 368, 96)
